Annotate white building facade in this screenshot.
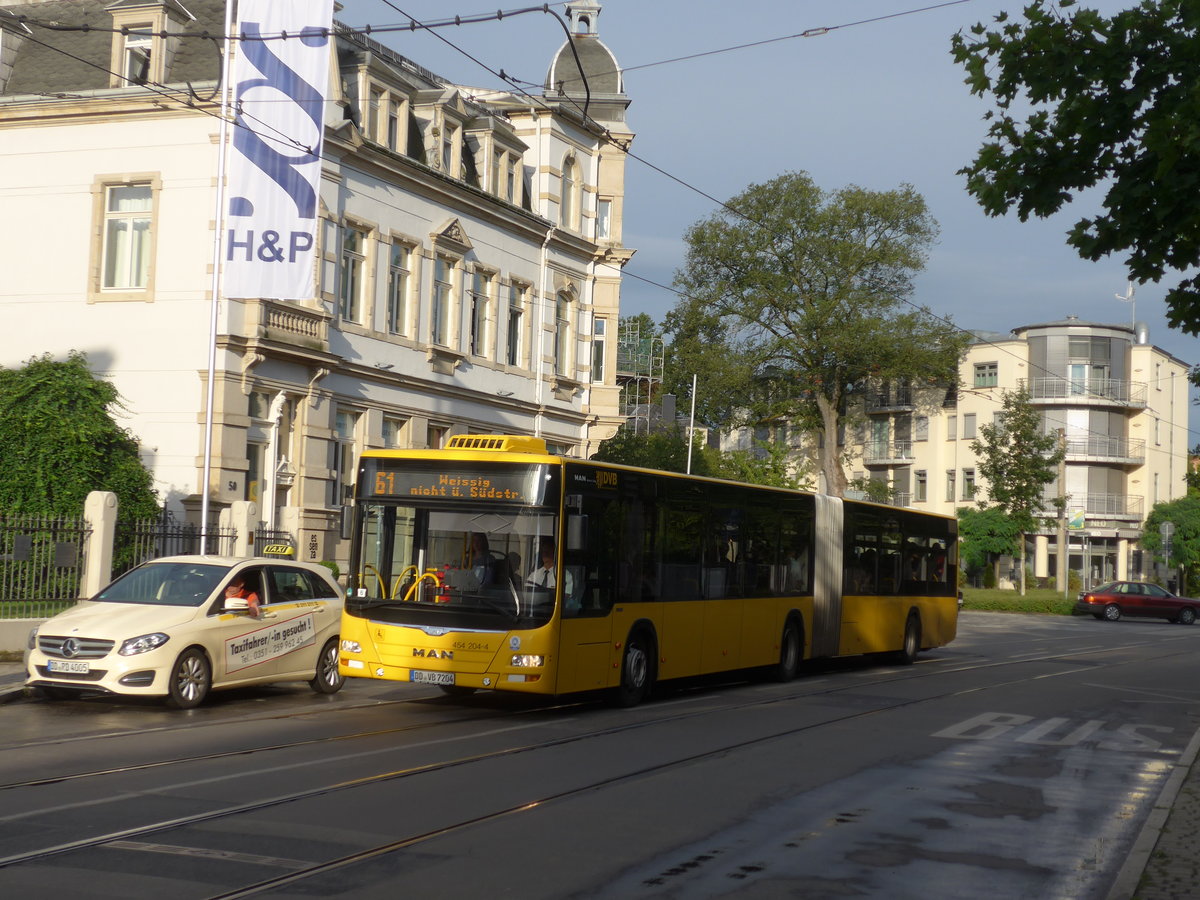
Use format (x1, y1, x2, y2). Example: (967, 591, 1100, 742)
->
(0, 0, 633, 568)
(853, 317, 1190, 585)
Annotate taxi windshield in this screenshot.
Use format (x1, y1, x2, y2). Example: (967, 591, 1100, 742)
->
(94, 562, 227, 607)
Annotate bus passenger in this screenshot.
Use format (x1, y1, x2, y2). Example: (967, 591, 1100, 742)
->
(469, 532, 492, 585)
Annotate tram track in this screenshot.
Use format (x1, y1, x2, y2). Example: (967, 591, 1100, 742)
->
(0, 627, 1181, 794)
(0, 627, 1193, 893)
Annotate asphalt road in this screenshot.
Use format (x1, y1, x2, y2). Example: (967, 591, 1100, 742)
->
(2, 611, 1199, 899)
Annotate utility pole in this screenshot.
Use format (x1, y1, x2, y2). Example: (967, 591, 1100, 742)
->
(1057, 428, 1068, 597)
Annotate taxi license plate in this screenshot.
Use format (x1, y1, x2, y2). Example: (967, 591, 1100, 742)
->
(48, 659, 89, 675)
(411, 670, 454, 686)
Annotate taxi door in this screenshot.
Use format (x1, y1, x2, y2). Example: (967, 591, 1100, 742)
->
(214, 565, 283, 683)
(261, 565, 337, 679)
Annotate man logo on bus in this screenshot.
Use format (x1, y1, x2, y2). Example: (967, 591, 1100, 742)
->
(413, 648, 454, 660)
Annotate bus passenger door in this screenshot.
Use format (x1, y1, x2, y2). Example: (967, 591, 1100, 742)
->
(556, 501, 615, 694)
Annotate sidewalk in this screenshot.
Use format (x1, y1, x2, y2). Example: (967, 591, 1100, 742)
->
(0, 656, 1196, 898)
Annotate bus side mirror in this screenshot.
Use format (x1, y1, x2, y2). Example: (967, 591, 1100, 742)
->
(567, 515, 587, 552)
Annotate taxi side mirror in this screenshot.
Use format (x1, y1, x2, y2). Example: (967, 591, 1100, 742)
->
(224, 597, 250, 612)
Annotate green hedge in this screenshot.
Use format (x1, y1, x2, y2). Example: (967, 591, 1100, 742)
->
(961, 587, 1075, 616)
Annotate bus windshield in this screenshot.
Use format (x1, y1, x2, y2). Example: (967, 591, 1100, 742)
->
(347, 501, 560, 629)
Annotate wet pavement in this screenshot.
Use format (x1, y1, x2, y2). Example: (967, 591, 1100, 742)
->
(0, 659, 1196, 899)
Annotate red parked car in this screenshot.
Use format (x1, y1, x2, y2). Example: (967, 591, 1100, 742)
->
(1074, 581, 1199, 624)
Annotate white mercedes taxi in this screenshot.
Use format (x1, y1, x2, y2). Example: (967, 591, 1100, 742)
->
(25, 556, 344, 708)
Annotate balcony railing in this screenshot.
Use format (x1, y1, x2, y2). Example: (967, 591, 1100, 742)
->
(1063, 437, 1145, 465)
(864, 388, 914, 413)
(258, 299, 330, 352)
(1040, 492, 1144, 520)
(863, 441, 914, 464)
(1023, 376, 1147, 408)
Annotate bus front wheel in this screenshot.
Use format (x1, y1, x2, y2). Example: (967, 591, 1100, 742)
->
(615, 632, 654, 707)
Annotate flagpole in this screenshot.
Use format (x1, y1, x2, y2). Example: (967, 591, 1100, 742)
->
(201, 0, 237, 551)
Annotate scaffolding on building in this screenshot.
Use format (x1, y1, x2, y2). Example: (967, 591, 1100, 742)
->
(616, 321, 664, 435)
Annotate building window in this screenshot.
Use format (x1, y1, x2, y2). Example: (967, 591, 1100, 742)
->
(338, 226, 366, 323)
(596, 198, 612, 239)
(592, 317, 607, 383)
(963, 413, 977, 440)
(505, 283, 525, 366)
(947, 415, 957, 441)
(102, 184, 153, 290)
(245, 442, 267, 503)
(555, 292, 571, 376)
(506, 157, 518, 203)
(493, 150, 505, 196)
(441, 124, 459, 176)
(428, 423, 448, 449)
(915, 416, 928, 441)
(123, 26, 152, 84)
(974, 362, 998, 388)
(382, 416, 407, 448)
(469, 271, 492, 357)
(946, 470, 956, 502)
(560, 157, 578, 229)
(962, 468, 976, 500)
(432, 257, 454, 346)
(387, 99, 401, 150)
(331, 410, 360, 507)
(386, 243, 410, 335)
(915, 470, 927, 503)
(367, 87, 383, 141)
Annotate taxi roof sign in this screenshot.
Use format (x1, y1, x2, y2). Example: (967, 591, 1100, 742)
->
(261, 543, 295, 558)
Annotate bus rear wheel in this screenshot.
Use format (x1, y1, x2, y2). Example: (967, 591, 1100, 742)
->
(894, 614, 921, 666)
(771, 620, 802, 682)
(615, 632, 654, 707)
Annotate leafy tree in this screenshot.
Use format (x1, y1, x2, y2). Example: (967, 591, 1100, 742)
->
(0, 352, 158, 518)
(1186, 444, 1200, 496)
(591, 425, 709, 475)
(970, 387, 1065, 595)
(666, 171, 970, 497)
(701, 438, 815, 490)
(952, 0, 1200, 339)
(1141, 496, 1200, 595)
(957, 505, 1022, 587)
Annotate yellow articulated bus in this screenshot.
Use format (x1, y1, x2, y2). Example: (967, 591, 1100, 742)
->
(338, 435, 958, 705)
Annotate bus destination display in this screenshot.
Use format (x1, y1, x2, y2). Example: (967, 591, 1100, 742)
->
(366, 463, 547, 504)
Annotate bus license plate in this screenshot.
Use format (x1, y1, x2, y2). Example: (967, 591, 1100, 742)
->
(48, 659, 89, 674)
(411, 670, 454, 686)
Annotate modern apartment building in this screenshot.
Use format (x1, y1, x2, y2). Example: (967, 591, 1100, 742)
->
(854, 317, 1190, 585)
(0, 0, 633, 568)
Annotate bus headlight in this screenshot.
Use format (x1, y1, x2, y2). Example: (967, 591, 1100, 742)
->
(511, 654, 544, 667)
(341, 639, 362, 653)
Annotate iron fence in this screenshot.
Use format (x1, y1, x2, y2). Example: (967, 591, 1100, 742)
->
(112, 515, 237, 579)
(0, 513, 90, 618)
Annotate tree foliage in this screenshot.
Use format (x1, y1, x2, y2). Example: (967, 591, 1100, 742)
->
(1140, 495, 1200, 594)
(971, 387, 1065, 593)
(951, 0, 1200, 337)
(591, 427, 813, 490)
(665, 171, 970, 497)
(0, 352, 158, 517)
(957, 505, 1022, 581)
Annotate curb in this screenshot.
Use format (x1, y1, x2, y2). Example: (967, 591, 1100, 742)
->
(1105, 723, 1200, 900)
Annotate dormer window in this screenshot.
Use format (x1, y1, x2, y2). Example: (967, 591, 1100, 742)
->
(123, 26, 152, 84)
(106, 1, 195, 89)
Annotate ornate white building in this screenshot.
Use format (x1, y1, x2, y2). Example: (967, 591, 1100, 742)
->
(0, 0, 634, 568)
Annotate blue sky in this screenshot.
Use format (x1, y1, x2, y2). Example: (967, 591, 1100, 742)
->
(336, 0, 1199, 437)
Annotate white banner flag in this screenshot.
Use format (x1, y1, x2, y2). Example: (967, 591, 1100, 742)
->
(224, 0, 333, 300)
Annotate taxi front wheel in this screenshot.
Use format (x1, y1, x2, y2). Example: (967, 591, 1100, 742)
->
(309, 638, 345, 694)
(166, 648, 211, 709)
